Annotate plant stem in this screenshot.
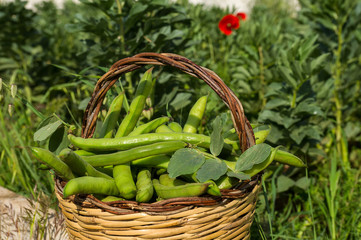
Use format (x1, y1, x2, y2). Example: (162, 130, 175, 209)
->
(258, 46, 266, 108)
(333, 22, 348, 167)
(116, 0, 126, 54)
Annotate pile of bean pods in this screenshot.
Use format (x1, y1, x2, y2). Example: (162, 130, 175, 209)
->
(31, 68, 306, 202)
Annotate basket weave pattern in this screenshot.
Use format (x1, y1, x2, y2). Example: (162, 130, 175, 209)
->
(55, 53, 262, 239)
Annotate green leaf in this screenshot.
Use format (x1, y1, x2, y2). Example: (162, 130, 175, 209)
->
(34, 120, 63, 142)
(235, 143, 272, 172)
(227, 171, 250, 181)
(168, 148, 205, 178)
(265, 98, 289, 110)
(170, 92, 192, 111)
(277, 175, 296, 193)
(310, 53, 329, 72)
(210, 116, 224, 157)
(48, 126, 70, 155)
(295, 176, 311, 190)
(78, 97, 91, 110)
(279, 66, 297, 88)
(196, 158, 228, 182)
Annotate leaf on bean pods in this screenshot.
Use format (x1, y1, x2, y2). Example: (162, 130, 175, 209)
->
(235, 143, 272, 172)
(227, 171, 250, 181)
(34, 120, 63, 142)
(210, 116, 224, 157)
(196, 158, 227, 182)
(168, 148, 205, 178)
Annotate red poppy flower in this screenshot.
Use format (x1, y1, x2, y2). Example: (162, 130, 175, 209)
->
(236, 12, 247, 21)
(218, 14, 240, 35)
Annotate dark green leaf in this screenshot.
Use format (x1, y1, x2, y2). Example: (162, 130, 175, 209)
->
(279, 66, 297, 88)
(168, 148, 205, 178)
(170, 92, 192, 111)
(295, 176, 311, 190)
(210, 116, 224, 157)
(227, 171, 250, 181)
(196, 158, 228, 182)
(48, 126, 70, 155)
(277, 175, 296, 193)
(78, 97, 91, 110)
(235, 143, 272, 172)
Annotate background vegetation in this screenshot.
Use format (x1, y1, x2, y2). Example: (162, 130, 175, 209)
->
(0, 0, 360, 239)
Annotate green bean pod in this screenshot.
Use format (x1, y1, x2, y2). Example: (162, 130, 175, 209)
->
(31, 147, 75, 181)
(113, 163, 137, 199)
(136, 169, 154, 203)
(115, 68, 153, 138)
(254, 129, 271, 144)
(131, 155, 170, 169)
(58, 148, 112, 180)
(155, 124, 174, 133)
(82, 141, 187, 167)
(153, 179, 209, 199)
(273, 150, 306, 167)
(183, 95, 208, 133)
(128, 116, 170, 136)
(215, 175, 238, 190)
(73, 149, 96, 156)
(204, 180, 221, 196)
(159, 174, 187, 186)
(63, 176, 119, 198)
(168, 122, 183, 132)
(94, 166, 113, 177)
(100, 196, 125, 202)
(68, 132, 233, 153)
(98, 92, 124, 138)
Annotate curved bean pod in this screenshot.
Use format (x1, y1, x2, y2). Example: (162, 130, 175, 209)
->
(31, 147, 75, 181)
(183, 95, 208, 133)
(115, 68, 153, 138)
(153, 179, 209, 199)
(63, 176, 119, 198)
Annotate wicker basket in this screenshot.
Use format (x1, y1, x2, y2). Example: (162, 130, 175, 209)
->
(55, 53, 262, 240)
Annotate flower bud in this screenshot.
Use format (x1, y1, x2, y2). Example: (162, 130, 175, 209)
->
(10, 84, 17, 99)
(142, 107, 153, 120)
(0, 78, 2, 91)
(146, 97, 152, 107)
(8, 104, 13, 116)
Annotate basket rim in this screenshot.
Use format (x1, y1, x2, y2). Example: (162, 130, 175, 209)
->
(81, 52, 255, 152)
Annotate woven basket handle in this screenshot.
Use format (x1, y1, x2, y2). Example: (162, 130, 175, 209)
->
(82, 53, 255, 152)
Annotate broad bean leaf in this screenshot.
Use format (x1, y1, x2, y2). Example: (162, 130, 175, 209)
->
(170, 92, 192, 111)
(277, 175, 296, 193)
(227, 171, 250, 181)
(34, 120, 63, 142)
(196, 158, 227, 182)
(235, 143, 272, 172)
(168, 148, 205, 178)
(210, 116, 224, 157)
(295, 176, 311, 190)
